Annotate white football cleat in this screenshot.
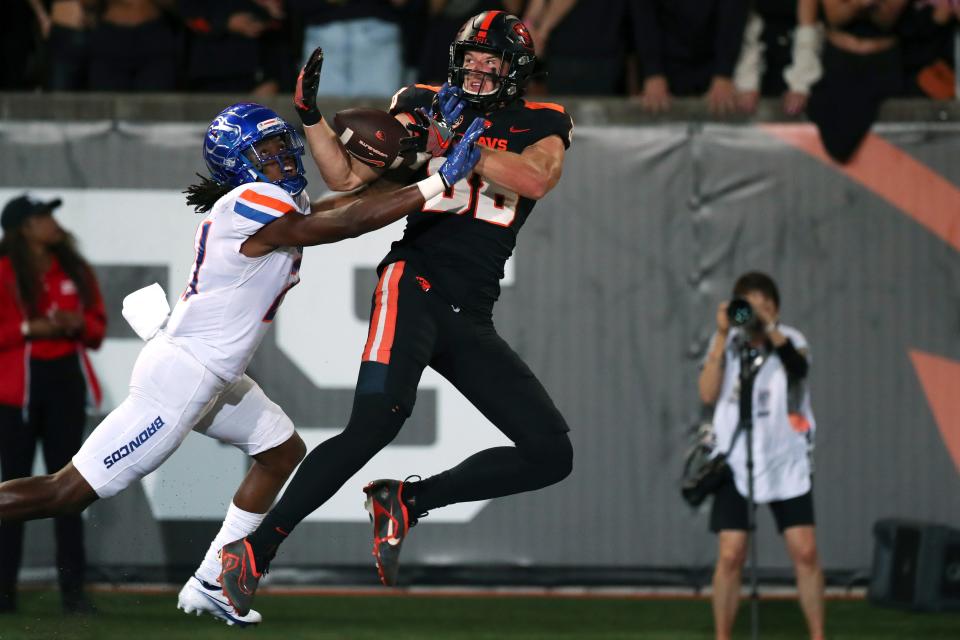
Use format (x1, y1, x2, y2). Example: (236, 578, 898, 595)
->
(177, 575, 263, 627)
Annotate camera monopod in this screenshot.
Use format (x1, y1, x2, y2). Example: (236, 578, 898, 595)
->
(737, 338, 766, 640)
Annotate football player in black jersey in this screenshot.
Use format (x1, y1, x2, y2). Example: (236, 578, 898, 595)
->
(221, 11, 574, 611)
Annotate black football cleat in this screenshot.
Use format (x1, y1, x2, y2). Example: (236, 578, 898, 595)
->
(363, 478, 419, 586)
(218, 538, 264, 617)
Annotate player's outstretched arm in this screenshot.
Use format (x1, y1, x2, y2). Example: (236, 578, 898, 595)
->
(294, 47, 382, 192)
(242, 117, 489, 256)
(474, 134, 566, 200)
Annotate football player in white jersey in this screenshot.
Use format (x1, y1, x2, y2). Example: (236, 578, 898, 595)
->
(0, 102, 487, 626)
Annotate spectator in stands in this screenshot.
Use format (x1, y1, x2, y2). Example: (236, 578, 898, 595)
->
(28, 0, 93, 91)
(0, 195, 105, 615)
(734, 0, 823, 115)
(806, 0, 911, 163)
(630, 0, 750, 114)
(287, 0, 409, 97)
(699, 272, 823, 640)
(898, 0, 958, 99)
(528, 0, 633, 96)
(180, 0, 295, 95)
(415, 1, 525, 85)
(87, 0, 179, 92)
(3, 1, 43, 90)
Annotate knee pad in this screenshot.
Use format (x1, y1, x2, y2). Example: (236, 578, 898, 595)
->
(342, 393, 408, 451)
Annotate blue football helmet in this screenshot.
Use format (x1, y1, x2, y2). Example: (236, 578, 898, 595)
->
(203, 103, 307, 196)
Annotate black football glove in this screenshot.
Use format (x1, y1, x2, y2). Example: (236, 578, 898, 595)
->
(397, 83, 467, 164)
(399, 107, 458, 161)
(294, 47, 323, 126)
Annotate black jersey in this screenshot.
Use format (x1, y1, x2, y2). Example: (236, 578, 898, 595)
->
(383, 84, 573, 314)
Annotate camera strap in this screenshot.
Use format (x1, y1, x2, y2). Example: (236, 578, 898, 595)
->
(724, 422, 745, 458)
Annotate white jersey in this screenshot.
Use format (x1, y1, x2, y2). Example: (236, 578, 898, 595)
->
(711, 324, 817, 503)
(165, 182, 310, 382)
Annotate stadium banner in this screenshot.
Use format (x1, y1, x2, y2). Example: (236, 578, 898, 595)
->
(1, 119, 958, 581)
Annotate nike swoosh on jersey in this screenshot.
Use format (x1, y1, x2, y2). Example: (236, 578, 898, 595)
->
(509, 126, 531, 133)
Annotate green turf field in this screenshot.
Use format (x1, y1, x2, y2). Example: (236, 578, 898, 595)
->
(0, 590, 957, 639)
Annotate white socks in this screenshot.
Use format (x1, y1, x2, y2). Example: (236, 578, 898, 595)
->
(195, 502, 266, 587)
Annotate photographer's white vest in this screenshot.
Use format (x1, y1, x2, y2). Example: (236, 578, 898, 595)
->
(712, 324, 817, 503)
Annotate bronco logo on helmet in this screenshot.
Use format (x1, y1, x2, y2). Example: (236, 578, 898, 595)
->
(203, 103, 307, 196)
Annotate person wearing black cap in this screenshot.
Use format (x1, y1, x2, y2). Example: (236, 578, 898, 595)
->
(0, 194, 106, 614)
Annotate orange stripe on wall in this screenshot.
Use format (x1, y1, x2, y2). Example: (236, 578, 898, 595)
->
(909, 350, 960, 475)
(760, 124, 960, 253)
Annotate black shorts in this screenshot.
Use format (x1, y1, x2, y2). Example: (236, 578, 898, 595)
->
(355, 259, 569, 442)
(709, 476, 815, 534)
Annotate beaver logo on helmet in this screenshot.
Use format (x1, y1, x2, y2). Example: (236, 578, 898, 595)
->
(512, 22, 533, 50)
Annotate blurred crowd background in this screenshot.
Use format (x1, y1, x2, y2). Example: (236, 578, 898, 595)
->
(2, 0, 957, 109)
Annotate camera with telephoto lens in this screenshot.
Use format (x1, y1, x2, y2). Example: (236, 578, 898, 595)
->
(726, 298, 756, 328)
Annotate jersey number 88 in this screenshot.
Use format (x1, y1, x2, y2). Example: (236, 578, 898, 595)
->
(423, 157, 520, 227)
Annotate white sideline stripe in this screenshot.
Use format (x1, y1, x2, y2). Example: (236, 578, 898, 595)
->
(72, 583, 868, 601)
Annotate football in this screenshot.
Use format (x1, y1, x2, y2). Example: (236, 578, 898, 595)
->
(332, 107, 408, 170)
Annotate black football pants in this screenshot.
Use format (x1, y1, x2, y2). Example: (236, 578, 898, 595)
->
(269, 260, 572, 528)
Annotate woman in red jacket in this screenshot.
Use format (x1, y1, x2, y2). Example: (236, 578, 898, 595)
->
(0, 195, 105, 614)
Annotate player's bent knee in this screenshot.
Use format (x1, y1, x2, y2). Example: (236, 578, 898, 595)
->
(344, 393, 408, 451)
(547, 434, 574, 483)
(255, 431, 307, 475)
(519, 432, 573, 484)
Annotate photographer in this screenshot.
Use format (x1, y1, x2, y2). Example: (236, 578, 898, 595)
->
(698, 272, 824, 640)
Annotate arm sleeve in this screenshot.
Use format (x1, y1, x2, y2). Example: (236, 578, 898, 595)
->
(733, 12, 765, 92)
(629, 0, 664, 78)
(783, 23, 823, 93)
(231, 183, 298, 237)
(713, 0, 750, 77)
(80, 269, 107, 350)
(775, 338, 809, 380)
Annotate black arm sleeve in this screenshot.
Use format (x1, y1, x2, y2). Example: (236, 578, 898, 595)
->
(775, 339, 809, 380)
(713, 0, 750, 77)
(629, 0, 664, 78)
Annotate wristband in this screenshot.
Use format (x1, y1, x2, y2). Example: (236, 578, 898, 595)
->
(784, 24, 823, 93)
(416, 174, 445, 201)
